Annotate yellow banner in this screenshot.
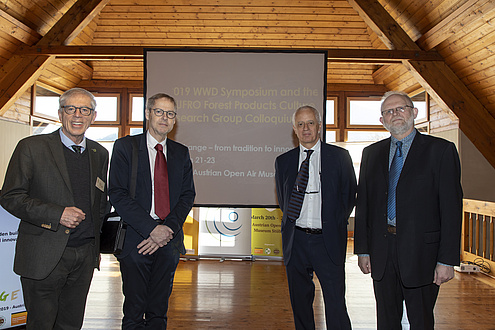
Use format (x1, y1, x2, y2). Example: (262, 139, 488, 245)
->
(251, 208, 283, 258)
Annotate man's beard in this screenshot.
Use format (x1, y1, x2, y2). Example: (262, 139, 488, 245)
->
(383, 115, 414, 136)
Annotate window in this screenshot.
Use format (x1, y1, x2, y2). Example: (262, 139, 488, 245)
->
(131, 94, 145, 123)
(325, 98, 336, 126)
(348, 98, 382, 126)
(94, 95, 119, 123)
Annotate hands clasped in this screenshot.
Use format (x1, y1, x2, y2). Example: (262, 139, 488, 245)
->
(137, 224, 174, 255)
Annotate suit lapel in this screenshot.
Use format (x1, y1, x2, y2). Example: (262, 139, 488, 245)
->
(48, 130, 73, 194)
(400, 131, 424, 178)
(138, 134, 153, 208)
(87, 140, 99, 205)
(380, 138, 391, 184)
(166, 139, 179, 203)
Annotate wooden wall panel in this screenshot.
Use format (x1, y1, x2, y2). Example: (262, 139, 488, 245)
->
(327, 63, 377, 85)
(91, 0, 374, 49)
(429, 96, 459, 133)
(0, 89, 31, 124)
(89, 60, 142, 80)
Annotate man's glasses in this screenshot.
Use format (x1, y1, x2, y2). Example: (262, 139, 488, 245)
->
(152, 108, 177, 119)
(381, 105, 413, 117)
(61, 105, 94, 116)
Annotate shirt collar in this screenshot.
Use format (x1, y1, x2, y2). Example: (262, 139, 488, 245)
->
(299, 139, 321, 153)
(59, 129, 87, 151)
(147, 130, 167, 149)
(391, 129, 416, 144)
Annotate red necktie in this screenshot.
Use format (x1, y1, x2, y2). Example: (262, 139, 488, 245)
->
(154, 143, 170, 220)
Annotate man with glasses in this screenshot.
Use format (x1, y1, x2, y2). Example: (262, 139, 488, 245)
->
(275, 105, 356, 329)
(1, 88, 109, 329)
(109, 93, 195, 329)
(354, 91, 463, 329)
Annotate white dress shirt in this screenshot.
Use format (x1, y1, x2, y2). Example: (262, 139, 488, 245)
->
(295, 140, 322, 229)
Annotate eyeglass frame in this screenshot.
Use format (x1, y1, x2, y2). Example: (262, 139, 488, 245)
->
(381, 104, 414, 117)
(151, 108, 177, 119)
(60, 105, 94, 116)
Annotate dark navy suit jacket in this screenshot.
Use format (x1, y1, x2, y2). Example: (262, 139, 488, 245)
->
(275, 142, 357, 266)
(108, 133, 195, 258)
(354, 131, 463, 287)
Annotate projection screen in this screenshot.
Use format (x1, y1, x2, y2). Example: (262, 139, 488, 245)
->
(145, 49, 327, 207)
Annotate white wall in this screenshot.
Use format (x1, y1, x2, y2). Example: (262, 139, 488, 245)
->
(0, 119, 30, 187)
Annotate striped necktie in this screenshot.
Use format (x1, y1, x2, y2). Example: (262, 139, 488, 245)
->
(387, 141, 403, 225)
(287, 149, 314, 222)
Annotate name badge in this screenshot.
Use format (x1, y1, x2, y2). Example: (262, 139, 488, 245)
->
(96, 177, 105, 192)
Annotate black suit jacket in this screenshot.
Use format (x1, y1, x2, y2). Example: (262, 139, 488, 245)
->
(0, 129, 109, 280)
(354, 131, 463, 287)
(108, 133, 195, 258)
(275, 142, 357, 266)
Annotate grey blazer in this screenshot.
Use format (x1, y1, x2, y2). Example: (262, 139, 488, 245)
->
(0, 129, 109, 280)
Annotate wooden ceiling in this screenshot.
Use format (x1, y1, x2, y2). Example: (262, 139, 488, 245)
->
(0, 0, 494, 166)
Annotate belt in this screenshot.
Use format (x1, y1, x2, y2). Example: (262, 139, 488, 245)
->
(387, 225, 396, 234)
(295, 226, 322, 235)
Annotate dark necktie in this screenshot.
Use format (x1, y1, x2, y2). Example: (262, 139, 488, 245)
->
(387, 141, 403, 225)
(71, 145, 82, 154)
(287, 149, 314, 222)
(154, 144, 170, 220)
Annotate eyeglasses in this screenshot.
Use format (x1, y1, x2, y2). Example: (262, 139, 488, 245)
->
(381, 105, 413, 116)
(151, 108, 177, 119)
(61, 105, 94, 116)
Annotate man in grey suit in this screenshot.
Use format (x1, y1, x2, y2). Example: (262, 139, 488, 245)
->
(1, 88, 109, 329)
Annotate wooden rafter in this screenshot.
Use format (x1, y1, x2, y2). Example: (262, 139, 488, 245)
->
(0, 9, 41, 45)
(347, 0, 495, 169)
(14, 45, 443, 63)
(0, 0, 110, 116)
(417, 0, 495, 51)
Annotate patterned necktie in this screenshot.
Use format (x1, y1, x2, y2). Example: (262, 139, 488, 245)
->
(387, 141, 403, 225)
(154, 143, 170, 220)
(287, 149, 314, 222)
(71, 145, 82, 154)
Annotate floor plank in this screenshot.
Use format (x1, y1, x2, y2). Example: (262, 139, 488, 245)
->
(77, 239, 495, 329)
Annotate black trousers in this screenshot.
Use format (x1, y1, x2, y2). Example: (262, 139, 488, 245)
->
(119, 240, 180, 330)
(21, 242, 95, 330)
(286, 229, 351, 330)
(373, 233, 440, 330)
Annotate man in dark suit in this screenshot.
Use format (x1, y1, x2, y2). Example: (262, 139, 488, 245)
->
(108, 93, 195, 329)
(0, 88, 108, 329)
(354, 91, 463, 329)
(275, 105, 356, 330)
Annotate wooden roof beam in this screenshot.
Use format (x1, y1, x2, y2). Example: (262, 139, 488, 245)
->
(14, 45, 443, 62)
(0, 9, 41, 45)
(0, 0, 110, 116)
(347, 0, 495, 168)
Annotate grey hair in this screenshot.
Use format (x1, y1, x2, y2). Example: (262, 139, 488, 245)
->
(146, 93, 177, 112)
(381, 91, 414, 111)
(59, 88, 97, 110)
(292, 105, 322, 126)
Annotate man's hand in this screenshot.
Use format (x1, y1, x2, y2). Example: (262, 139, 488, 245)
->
(433, 264, 454, 286)
(358, 255, 372, 274)
(149, 225, 174, 247)
(137, 238, 160, 255)
(60, 206, 85, 228)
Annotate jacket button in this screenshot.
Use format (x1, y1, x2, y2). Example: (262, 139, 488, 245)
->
(65, 229, 70, 234)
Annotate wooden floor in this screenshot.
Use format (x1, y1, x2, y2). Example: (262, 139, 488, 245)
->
(78, 239, 495, 329)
